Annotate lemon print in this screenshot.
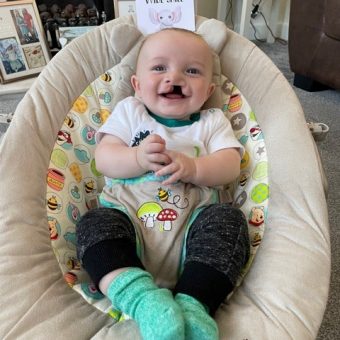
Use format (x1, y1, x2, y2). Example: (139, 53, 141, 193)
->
(83, 85, 94, 97)
(251, 183, 269, 203)
(240, 151, 250, 170)
(51, 149, 69, 169)
(69, 162, 82, 183)
(72, 96, 88, 114)
(100, 109, 110, 123)
(249, 111, 257, 121)
(253, 162, 268, 180)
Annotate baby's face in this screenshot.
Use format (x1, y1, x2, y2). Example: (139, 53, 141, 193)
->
(131, 29, 215, 120)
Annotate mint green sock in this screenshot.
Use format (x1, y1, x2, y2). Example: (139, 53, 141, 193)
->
(107, 268, 185, 340)
(175, 293, 219, 340)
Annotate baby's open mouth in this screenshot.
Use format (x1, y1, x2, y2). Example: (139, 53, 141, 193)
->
(161, 86, 185, 99)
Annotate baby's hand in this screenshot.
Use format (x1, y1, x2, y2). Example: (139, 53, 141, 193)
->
(156, 150, 196, 185)
(136, 134, 171, 172)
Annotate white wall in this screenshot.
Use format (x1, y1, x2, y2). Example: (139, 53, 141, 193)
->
(196, 0, 218, 19)
(197, 0, 290, 41)
(250, 0, 290, 41)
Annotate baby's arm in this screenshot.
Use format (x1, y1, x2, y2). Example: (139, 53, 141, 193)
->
(156, 148, 241, 187)
(95, 134, 171, 178)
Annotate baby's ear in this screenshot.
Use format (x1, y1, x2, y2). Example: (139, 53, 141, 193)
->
(131, 75, 140, 93)
(207, 82, 216, 99)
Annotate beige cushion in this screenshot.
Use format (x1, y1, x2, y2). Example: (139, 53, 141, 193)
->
(0, 15, 330, 339)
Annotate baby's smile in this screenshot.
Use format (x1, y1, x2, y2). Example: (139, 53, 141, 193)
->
(161, 86, 185, 99)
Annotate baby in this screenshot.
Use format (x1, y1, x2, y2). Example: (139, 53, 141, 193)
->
(76, 28, 249, 340)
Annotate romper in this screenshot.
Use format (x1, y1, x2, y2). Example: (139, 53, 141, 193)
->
(96, 96, 243, 288)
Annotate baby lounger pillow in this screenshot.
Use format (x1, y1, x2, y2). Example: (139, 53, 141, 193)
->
(46, 22, 269, 314)
(0, 14, 330, 340)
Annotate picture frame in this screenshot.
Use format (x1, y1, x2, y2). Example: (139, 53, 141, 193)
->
(113, 0, 136, 18)
(0, 0, 51, 83)
(58, 26, 97, 49)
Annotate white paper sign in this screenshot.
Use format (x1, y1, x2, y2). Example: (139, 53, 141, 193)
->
(135, 0, 195, 35)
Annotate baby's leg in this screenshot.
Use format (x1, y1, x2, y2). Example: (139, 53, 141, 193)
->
(174, 203, 250, 339)
(76, 207, 184, 340)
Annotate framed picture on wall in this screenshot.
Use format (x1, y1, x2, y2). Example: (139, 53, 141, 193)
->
(113, 0, 136, 18)
(0, 0, 50, 83)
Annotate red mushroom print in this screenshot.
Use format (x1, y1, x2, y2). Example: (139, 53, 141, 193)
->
(157, 209, 178, 231)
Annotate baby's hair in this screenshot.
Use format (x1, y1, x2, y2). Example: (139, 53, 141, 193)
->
(140, 27, 206, 46)
(136, 28, 215, 70)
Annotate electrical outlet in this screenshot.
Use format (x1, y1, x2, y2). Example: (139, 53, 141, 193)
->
(0, 112, 14, 124)
(251, 4, 260, 18)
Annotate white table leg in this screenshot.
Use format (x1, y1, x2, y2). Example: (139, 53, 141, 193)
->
(217, 0, 254, 39)
(217, 0, 227, 21)
(239, 0, 253, 38)
(267, 0, 284, 43)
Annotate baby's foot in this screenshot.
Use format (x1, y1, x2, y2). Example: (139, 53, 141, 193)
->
(107, 268, 185, 340)
(175, 293, 218, 340)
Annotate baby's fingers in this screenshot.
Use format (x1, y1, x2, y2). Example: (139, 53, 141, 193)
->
(146, 153, 171, 165)
(156, 164, 180, 185)
(149, 163, 166, 173)
(146, 134, 166, 147)
(156, 163, 174, 176)
(145, 142, 167, 154)
(161, 173, 180, 186)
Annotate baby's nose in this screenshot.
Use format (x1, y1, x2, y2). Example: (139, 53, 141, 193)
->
(165, 71, 185, 84)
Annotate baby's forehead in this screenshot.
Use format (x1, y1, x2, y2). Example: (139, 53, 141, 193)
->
(138, 29, 213, 59)
(148, 29, 206, 44)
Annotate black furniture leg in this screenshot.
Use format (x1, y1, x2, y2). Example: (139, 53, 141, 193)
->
(293, 74, 330, 92)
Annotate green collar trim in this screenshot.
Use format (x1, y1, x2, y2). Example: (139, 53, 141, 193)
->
(146, 107, 200, 127)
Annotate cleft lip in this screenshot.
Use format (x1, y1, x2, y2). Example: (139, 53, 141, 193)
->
(160, 85, 185, 98)
(172, 85, 183, 95)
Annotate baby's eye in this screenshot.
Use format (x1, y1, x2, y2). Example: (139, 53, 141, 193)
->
(186, 68, 200, 75)
(152, 65, 166, 72)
